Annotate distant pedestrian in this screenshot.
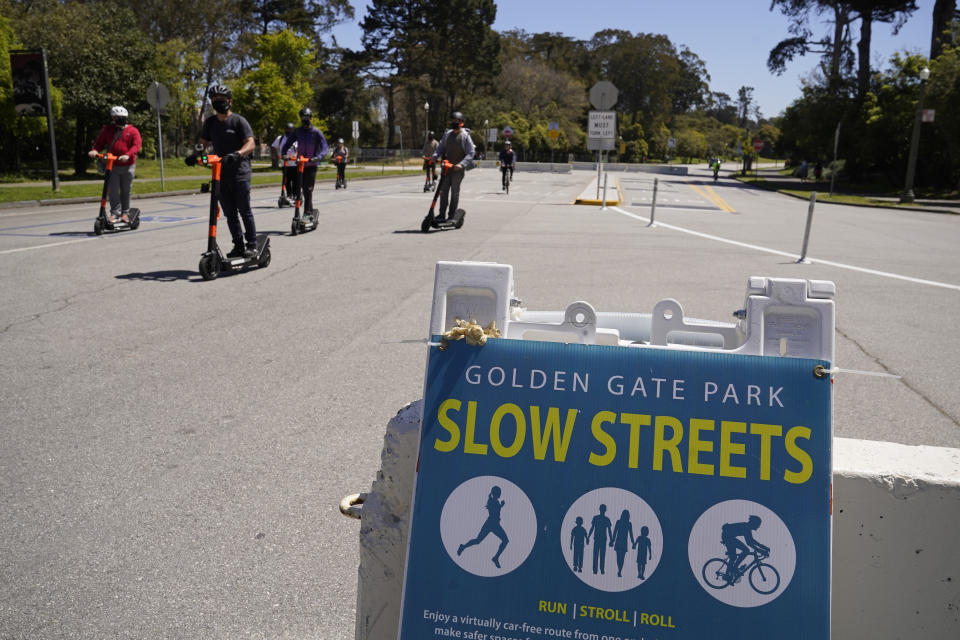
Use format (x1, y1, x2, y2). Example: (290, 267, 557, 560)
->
(800, 159, 809, 182)
(814, 160, 823, 183)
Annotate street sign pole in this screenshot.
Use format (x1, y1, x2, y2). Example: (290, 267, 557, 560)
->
(146, 81, 171, 190)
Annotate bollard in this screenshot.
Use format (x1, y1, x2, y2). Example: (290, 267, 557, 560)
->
(601, 173, 608, 209)
(798, 191, 817, 263)
(648, 177, 659, 227)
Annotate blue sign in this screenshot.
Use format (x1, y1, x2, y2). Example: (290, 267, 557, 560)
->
(399, 338, 831, 639)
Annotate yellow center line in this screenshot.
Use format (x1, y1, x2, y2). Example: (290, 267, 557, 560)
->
(688, 183, 735, 213)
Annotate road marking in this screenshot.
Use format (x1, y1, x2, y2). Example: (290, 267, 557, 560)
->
(688, 183, 735, 212)
(609, 206, 960, 291)
(0, 238, 95, 255)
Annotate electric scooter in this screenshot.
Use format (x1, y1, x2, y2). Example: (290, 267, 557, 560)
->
(290, 155, 319, 235)
(191, 153, 271, 281)
(92, 152, 140, 235)
(334, 153, 347, 189)
(423, 156, 437, 192)
(420, 160, 465, 232)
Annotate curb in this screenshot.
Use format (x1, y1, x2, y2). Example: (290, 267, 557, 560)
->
(734, 177, 960, 216)
(574, 176, 622, 206)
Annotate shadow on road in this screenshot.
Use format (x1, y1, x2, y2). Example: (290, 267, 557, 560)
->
(115, 270, 198, 282)
(49, 231, 96, 237)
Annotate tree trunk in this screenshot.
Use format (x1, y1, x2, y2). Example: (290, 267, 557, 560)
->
(857, 13, 872, 99)
(931, 0, 957, 58)
(386, 83, 395, 149)
(828, 3, 848, 92)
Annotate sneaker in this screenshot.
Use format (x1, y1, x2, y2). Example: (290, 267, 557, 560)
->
(226, 245, 245, 258)
(107, 215, 117, 224)
(120, 213, 130, 223)
(243, 247, 257, 259)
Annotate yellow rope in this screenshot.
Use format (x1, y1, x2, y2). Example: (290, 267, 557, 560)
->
(440, 318, 501, 348)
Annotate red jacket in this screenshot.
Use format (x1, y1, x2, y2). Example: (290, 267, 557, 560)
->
(92, 123, 142, 166)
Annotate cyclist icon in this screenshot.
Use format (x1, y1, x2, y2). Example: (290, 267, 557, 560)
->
(701, 516, 780, 595)
(688, 500, 795, 607)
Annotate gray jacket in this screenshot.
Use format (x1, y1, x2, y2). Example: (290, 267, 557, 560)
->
(433, 128, 475, 169)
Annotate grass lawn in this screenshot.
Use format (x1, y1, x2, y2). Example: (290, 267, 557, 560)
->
(735, 175, 957, 208)
(0, 163, 421, 204)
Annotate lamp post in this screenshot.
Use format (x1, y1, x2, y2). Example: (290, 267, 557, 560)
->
(424, 101, 429, 148)
(900, 66, 930, 204)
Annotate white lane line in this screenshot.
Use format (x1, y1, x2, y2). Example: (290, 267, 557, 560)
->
(0, 237, 96, 255)
(610, 206, 960, 291)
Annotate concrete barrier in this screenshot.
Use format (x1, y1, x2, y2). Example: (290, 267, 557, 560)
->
(473, 161, 572, 173)
(350, 402, 960, 640)
(571, 162, 689, 175)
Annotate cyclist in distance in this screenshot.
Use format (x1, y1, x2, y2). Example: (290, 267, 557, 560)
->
(498, 141, 516, 191)
(721, 515, 769, 582)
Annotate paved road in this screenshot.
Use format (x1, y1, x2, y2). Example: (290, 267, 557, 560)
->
(1, 166, 957, 638)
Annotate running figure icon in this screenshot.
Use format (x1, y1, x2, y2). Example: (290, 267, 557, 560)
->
(457, 485, 510, 568)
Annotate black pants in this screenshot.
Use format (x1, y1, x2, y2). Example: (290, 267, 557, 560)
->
(218, 178, 256, 249)
(284, 166, 298, 196)
(301, 165, 318, 212)
(336, 162, 346, 181)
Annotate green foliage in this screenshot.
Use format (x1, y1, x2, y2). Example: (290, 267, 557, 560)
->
(675, 129, 707, 162)
(232, 30, 315, 140)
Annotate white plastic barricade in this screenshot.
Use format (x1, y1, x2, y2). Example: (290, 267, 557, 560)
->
(358, 261, 837, 640)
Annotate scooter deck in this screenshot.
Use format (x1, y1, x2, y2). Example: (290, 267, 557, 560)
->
(292, 209, 319, 234)
(421, 208, 466, 232)
(221, 235, 270, 269)
(95, 208, 141, 234)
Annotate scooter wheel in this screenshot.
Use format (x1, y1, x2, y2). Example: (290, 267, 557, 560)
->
(258, 246, 271, 269)
(198, 254, 219, 281)
(93, 219, 103, 235)
(278, 198, 284, 208)
(130, 217, 140, 230)
(291, 220, 299, 236)
(421, 216, 432, 233)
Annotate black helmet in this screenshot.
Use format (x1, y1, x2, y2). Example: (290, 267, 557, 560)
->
(208, 84, 231, 99)
(299, 107, 313, 118)
(450, 111, 464, 124)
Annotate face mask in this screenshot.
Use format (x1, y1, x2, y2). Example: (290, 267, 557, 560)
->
(211, 100, 230, 114)
(449, 122, 460, 130)
(113, 118, 126, 127)
(301, 119, 311, 127)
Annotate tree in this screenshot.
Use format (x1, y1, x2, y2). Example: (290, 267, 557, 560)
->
(13, 1, 157, 173)
(737, 86, 755, 127)
(850, 1, 918, 98)
(419, 0, 500, 115)
(931, 0, 958, 58)
(768, 0, 857, 93)
(232, 30, 315, 143)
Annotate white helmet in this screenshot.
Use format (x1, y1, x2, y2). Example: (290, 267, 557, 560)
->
(110, 105, 128, 117)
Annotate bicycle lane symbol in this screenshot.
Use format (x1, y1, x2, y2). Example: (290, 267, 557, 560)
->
(687, 499, 796, 607)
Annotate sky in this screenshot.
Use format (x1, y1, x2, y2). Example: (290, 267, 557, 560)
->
(326, 0, 935, 118)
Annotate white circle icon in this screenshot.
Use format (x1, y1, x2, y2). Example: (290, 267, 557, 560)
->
(688, 499, 796, 607)
(560, 487, 663, 592)
(439, 476, 537, 577)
